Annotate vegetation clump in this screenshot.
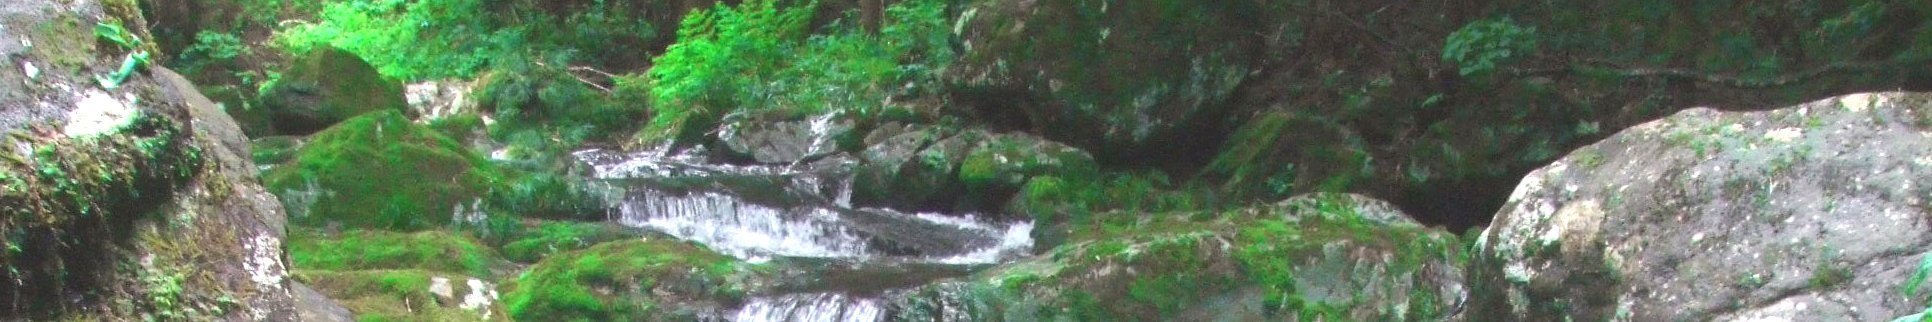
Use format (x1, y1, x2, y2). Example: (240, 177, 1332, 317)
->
(288, 229, 501, 278)
(501, 239, 754, 321)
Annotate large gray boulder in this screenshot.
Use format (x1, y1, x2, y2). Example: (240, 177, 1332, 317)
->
(0, 0, 299, 319)
(1469, 92, 1932, 321)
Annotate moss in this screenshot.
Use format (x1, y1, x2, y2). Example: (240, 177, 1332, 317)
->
(498, 221, 632, 263)
(296, 269, 502, 321)
(501, 239, 753, 322)
(264, 110, 502, 230)
(257, 46, 410, 135)
(288, 229, 502, 278)
(0, 111, 202, 315)
(247, 136, 304, 167)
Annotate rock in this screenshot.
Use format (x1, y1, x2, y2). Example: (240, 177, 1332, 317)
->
(1468, 92, 1932, 321)
(290, 282, 355, 322)
(851, 123, 1094, 215)
(0, 0, 298, 318)
(257, 46, 410, 135)
(405, 79, 477, 120)
(885, 193, 1467, 321)
(717, 113, 853, 164)
(501, 239, 756, 321)
(296, 269, 508, 321)
(263, 110, 503, 230)
(949, 0, 1258, 159)
(287, 230, 504, 279)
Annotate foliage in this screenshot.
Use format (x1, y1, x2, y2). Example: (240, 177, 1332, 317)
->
(272, 0, 508, 80)
(485, 173, 614, 222)
(175, 31, 248, 76)
(94, 22, 153, 89)
(287, 229, 501, 278)
(1443, 17, 1537, 76)
(642, 0, 954, 146)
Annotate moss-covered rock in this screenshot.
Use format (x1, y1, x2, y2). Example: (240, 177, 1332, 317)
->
(264, 110, 502, 230)
(499, 221, 636, 264)
(886, 193, 1466, 321)
(0, 0, 300, 317)
(288, 229, 503, 279)
(502, 239, 757, 321)
(258, 46, 410, 135)
(296, 269, 507, 321)
(948, 0, 1259, 160)
(852, 124, 1096, 215)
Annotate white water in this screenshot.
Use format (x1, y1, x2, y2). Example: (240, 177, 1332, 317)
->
(733, 293, 884, 322)
(580, 148, 1035, 321)
(619, 191, 875, 262)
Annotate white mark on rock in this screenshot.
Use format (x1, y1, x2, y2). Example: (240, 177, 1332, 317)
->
(461, 278, 497, 319)
(62, 90, 139, 138)
(1839, 93, 1882, 112)
(429, 276, 454, 300)
(22, 61, 38, 80)
(243, 233, 287, 292)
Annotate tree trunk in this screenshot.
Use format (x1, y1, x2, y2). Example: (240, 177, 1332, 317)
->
(861, 0, 884, 36)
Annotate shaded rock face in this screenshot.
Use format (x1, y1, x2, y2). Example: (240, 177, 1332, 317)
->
(850, 123, 1096, 215)
(1470, 92, 1932, 321)
(885, 193, 1467, 321)
(257, 46, 409, 136)
(0, 0, 296, 319)
(948, 0, 1259, 161)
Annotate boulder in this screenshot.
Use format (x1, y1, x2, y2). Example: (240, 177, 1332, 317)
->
(501, 239, 757, 321)
(949, 0, 1260, 159)
(885, 193, 1467, 321)
(716, 113, 854, 164)
(257, 46, 409, 135)
(1469, 92, 1932, 321)
(263, 110, 503, 230)
(851, 123, 1096, 215)
(0, 0, 297, 318)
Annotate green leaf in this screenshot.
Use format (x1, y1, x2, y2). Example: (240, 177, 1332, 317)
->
(1904, 254, 1932, 298)
(94, 23, 137, 49)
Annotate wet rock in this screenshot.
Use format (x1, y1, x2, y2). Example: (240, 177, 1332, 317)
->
(717, 113, 854, 164)
(290, 282, 355, 322)
(257, 46, 410, 135)
(852, 124, 1094, 215)
(405, 79, 477, 120)
(0, 0, 299, 318)
(885, 193, 1467, 321)
(1469, 92, 1932, 321)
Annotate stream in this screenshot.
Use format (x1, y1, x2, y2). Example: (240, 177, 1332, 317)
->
(575, 148, 1033, 322)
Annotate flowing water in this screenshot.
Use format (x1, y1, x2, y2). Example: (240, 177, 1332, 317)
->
(576, 148, 1033, 322)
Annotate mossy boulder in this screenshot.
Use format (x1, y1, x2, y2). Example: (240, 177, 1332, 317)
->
(258, 46, 410, 135)
(288, 229, 504, 279)
(296, 269, 508, 321)
(948, 0, 1259, 160)
(885, 193, 1466, 321)
(853, 124, 1096, 215)
(502, 239, 757, 321)
(264, 110, 502, 230)
(0, 0, 302, 317)
(499, 221, 636, 263)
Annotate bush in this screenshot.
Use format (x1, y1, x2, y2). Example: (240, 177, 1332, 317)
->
(640, 0, 954, 146)
(1443, 17, 1538, 76)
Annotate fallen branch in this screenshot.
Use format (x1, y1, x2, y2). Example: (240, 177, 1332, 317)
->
(1509, 57, 1931, 89)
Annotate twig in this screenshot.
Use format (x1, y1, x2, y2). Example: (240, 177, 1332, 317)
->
(533, 61, 613, 93)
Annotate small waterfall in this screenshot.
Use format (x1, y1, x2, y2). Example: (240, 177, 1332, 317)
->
(620, 191, 874, 261)
(733, 293, 884, 322)
(578, 148, 1037, 321)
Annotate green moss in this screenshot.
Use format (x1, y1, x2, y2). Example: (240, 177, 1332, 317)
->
(297, 269, 500, 321)
(288, 229, 501, 278)
(257, 46, 410, 135)
(0, 111, 202, 315)
(499, 221, 632, 263)
(247, 136, 305, 167)
(264, 110, 502, 230)
(502, 239, 752, 321)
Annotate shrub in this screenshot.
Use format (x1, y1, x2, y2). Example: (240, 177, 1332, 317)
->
(1443, 17, 1538, 76)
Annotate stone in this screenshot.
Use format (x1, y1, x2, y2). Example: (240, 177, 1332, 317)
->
(1468, 92, 1932, 321)
(885, 193, 1467, 321)
(257, 46, 410, 135)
